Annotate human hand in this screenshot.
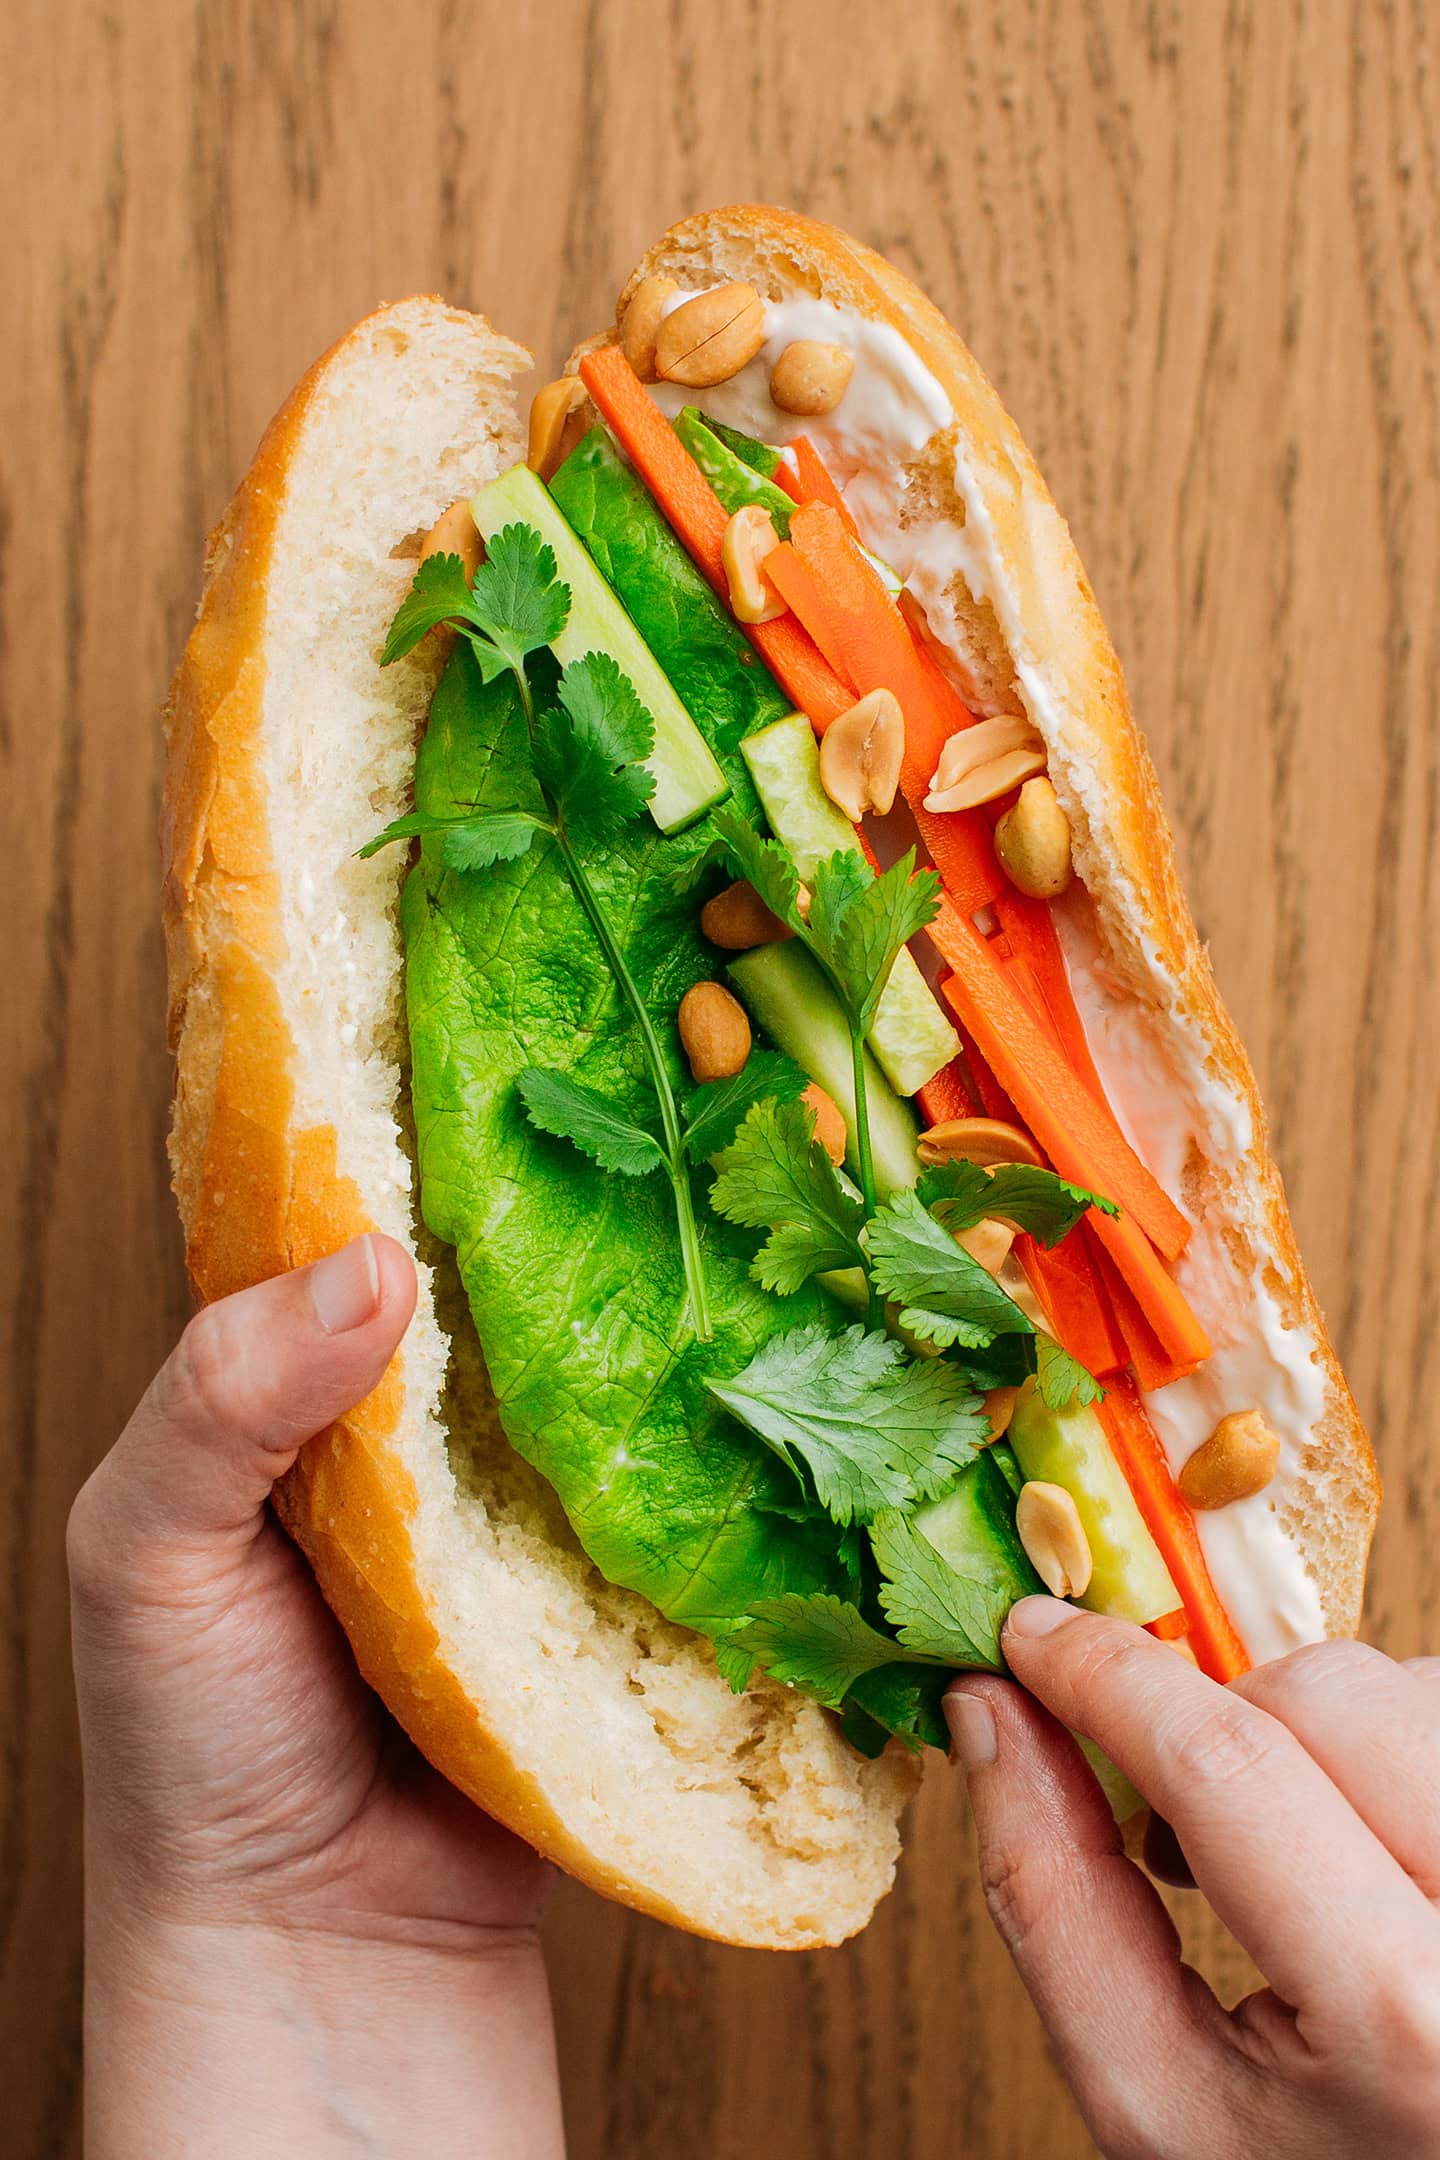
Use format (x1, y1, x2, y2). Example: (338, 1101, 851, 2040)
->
(69, 1236, 564, 2159)
(947, 1600, 1440, 2160)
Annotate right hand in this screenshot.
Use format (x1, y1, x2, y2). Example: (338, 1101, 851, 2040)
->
(947, 1597, 1440, 2159)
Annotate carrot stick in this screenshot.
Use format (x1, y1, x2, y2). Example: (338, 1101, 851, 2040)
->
(579, 346, 851, 725)
(777, 436, 862, 538)
(1097, 1374, 1250, 1681)
(1088, 1238, 1203, 1392)
(1146, 1608, 1190, 1641)
(916, 1055, 980, 1127)
(931, 908, 1195, 1265)
(992, 890, 1108, 1101)
(1013, 1228, 1129, 1378)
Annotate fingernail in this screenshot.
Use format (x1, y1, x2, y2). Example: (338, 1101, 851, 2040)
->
(1005, 1595, 1078, 1639)
(944, 1690, 997, 1773)
(310, 1236, 381, 1335)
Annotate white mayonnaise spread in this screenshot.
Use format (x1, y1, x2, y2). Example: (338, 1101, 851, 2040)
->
(654, 284, 1330, 1661)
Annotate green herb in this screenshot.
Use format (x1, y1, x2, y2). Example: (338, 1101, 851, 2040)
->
(708, 1322, 988, 1526)
(357, 804, 549, 869)
(732, 1591, 946, 1707)
(918, 1158, 1116, 1246)
(1036, 1335, 1105, 1410)
(709, 1097, 866, 1295)
(516, 1068, 666, 1178)
(865, 1188, 1036, 1349)
(681, 1052, 809, 1166)
(871, 1508, 1013, 1670)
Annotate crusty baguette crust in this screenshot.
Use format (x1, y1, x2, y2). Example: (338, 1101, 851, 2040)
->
(164, 216, 1378, 1950)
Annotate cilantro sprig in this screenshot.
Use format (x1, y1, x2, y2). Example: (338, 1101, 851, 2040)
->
(370, 522, 727, 1337)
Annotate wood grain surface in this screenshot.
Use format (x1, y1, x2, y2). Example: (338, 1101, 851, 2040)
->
(3, 2, 1437, 2153)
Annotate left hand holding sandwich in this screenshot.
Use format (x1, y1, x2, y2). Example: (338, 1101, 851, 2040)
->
(69, 1236, 565, 2160)
(949, 1607, 1440, 2159)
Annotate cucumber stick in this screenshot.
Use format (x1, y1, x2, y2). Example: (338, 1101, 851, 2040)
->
(911, 1450, 1044, 1614)
(1007, 1381, 1180, 1625)
(672, 408, 794, 532)
(726, 940, 920, 1200)
(470, 464, 727, 834)
(741, 711, 960, 1096)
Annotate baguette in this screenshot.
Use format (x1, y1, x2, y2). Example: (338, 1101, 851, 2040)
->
(163, 213, 1378, 1951)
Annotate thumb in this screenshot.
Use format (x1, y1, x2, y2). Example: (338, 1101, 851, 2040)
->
(72, 1235, 417, 1573)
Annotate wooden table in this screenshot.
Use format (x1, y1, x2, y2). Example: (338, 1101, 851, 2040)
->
(5, 4, 1436, 2153)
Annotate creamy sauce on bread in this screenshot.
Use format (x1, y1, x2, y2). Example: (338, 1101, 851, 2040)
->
(652, 285, 1330, 1662)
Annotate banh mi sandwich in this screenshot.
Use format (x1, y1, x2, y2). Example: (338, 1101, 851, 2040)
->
(164, 205, 1379, 1951)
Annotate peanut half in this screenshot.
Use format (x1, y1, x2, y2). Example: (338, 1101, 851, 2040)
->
(818, 688, 905, 822)
(995, 776, 1073, 899)
(1016, 1481, 1094, 1599)
(770, 339, 854, 416)
(925, 715, 1047, 813)
(802, 1082, 848, 1165)
(678, 981, 751, 1084)
(917, 1115, 1044, 1171)
(655, 282, 766, 387)
(722, 506, 788, 624)
(956, 1217, 1015, 1277)
(700, 878, 793, 951)
(418, 497, 482, 580)
(1178, 1409, 1280, 1510)
(620, 275, 679, 382)
(984, 1385, 1020, 1440)
(527, 376, 588, 483)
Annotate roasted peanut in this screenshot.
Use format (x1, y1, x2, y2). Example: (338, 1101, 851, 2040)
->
(418, 497, 481, 580)
(700, 878, 793, 951)
(818, 688, 905, 822)
(620, 275, 679, 382)
(1016, 1480, 1093, 1599)
(678, 981, 751, 1084)
(925, 715, 1047, 813)
(769, 339, 854, 416)
(1178, 1409, 1280, 1510)
(527, 376, 588, 482)
(995, 776, 1073, 899)
(802, 1082, 848, 1165)
(956, 1216, 1015, 1277)
(722, 506, 787, 624)
(984, 1385, 1020, 1441)
(655, 282, 766, 387)
(917, 1115, 1044, 1171)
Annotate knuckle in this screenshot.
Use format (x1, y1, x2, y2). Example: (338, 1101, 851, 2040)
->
(977, 1838, 1051, 1956)
(1165, 1700, 1276, 1792)
(1366, 1960, 1440, 2072)
(1241, 1636, 1382, 1709)
(65, 1473, 115, 1603)
(168, 1301, 250, 1437)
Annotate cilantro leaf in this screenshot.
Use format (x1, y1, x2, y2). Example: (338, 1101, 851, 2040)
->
(712, 1636, 756, 1694)
(357, 805, 547, 867)
(682, 1051, 810, 1165)
(516, 1067, 665, 1177)
(807, 848, 941, 1032)
(468, 522, 571, 671)
(709, 1098, 865, 1294)
(844, 1661, 954, 1752)
(534, 653, 656, 837)
(380, 552, 479, 666)
(666, 831, 731, 896)
(707, 1322, 989, 1526)
(712, 804, 805, 933)
(1036, 1334, 1105, 1410)
(871, 1508, 1013, 1670)
(733, 1592, 943, 1707)
(866, 1189, 1035, 1348)
(919, 1158, 1116, 1246)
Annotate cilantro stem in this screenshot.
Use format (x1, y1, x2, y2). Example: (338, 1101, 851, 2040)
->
(849, 1025, 882, 1330)
(510, 659, 713, 1344)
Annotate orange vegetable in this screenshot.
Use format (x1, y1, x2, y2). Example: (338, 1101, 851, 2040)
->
(761, 509, 1005, 915)
(1097, 1373, 1250, 1682)
(1090, 1238, 1205, 1393)
(777, 435, 862, 538)
(916, 1055, 981, 1127)
(1013, 1227, 1129, 1379)
(931, 908, 1193, 1264)
(992, 889, 1108, 1101)
(579, 346, 851, 725)
(1146, 1608, 1190, 1642)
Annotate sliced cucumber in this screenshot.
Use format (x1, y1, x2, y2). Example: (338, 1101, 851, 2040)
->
(726, 940, 920, 1199)
(910, 1450, 1043, 1615)
(1007, 1381, 1180, 1626)
(469, 464, 727, 834)
(740, 711, 960, 1096)
(673, 407, 794, 532)
(705, 414, 786, 478)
